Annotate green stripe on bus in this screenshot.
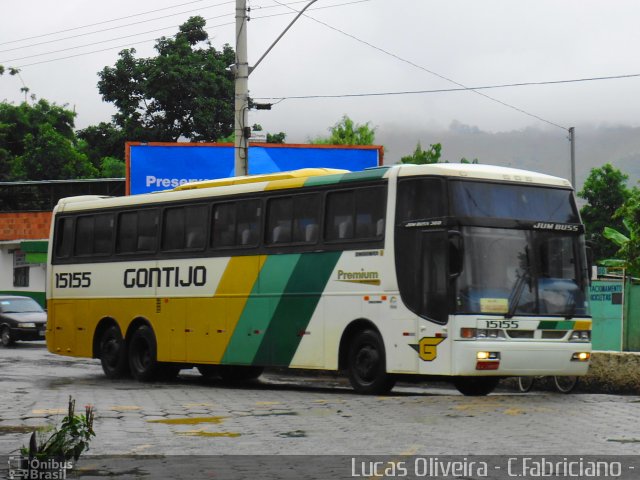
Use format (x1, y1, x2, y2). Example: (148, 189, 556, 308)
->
(221, 254, 301, 365)
(339, 168, 389, 183)
(304, 173, 346, 187)
(538, 320, 575, 330)
(252, 251, 342, 366)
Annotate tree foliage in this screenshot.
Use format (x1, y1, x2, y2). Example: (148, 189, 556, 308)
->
(97, 16, 235, 142)
(602, 188, 640, 276)
(311, 115, 376, 145)
(400, 142, 442, 164)
(0, 99, 98, 180)
(578, 164, 630, 261)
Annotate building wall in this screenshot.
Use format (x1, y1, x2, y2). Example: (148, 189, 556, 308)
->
(0, 212, 52, 240)
(0, 212, 52, 307)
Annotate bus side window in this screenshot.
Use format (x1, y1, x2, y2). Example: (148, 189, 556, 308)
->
(163, 205, 207, 251)
(75, 214, 114, 257)
(54, 217, 74, 259)
(325, 186, 385, 242)
(212, 200, 260, 249)
(117, 210, 158, 254)
(212, 203, 236, 248)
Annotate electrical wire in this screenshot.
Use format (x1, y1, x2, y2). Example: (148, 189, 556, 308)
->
(272, 0, 568, 131)
(0, 0, 230, 46)
(10, 0, 368, 68)
(0, 1, 235, 55)
(253, 73, 640, 100)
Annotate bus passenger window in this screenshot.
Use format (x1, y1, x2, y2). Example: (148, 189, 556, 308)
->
(117, 210, 158, 254)
(212, 203, 236, 248)
(75, 214, 114, 256)
(163, 205, 207, 251)
(212, 200, 260, 249)
(54, 217, 74, 259)
(326, 186, 386, 242)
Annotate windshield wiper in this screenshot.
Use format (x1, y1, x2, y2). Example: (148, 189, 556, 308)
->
(505, 247, 532, 319)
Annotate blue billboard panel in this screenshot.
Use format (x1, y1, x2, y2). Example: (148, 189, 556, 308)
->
(127, 143, 382, 195)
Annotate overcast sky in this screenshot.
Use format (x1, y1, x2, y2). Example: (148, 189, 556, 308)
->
(2, 0, 640, 166)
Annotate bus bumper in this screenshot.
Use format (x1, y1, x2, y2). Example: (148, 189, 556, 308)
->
(452, 340, 591, 376)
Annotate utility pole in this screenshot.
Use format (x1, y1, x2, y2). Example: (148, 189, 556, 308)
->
(233, 0, 318, 176)
(569, 127, 576, 188)
(234, 0, 249, 177)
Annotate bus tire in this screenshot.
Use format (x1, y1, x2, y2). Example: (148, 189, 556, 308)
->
(347, 329, 396, 395)
(99, 325, 129, 379)
(218, 365, 264, 382)
(453, 376, 499, 396)
(128, 325, 160, 381)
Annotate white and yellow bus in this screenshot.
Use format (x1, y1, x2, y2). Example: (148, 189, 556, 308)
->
(46, 164, 592, 395)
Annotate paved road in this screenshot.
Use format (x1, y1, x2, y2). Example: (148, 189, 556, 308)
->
(1, 342, 639, 460)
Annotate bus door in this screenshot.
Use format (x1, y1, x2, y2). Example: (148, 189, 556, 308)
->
(414, 229, 459, 374)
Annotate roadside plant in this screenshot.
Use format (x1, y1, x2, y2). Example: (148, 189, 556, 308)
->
(21, 396, 96, 462)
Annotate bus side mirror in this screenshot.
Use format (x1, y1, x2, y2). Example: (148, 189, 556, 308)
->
(448, 230, 464, 279)
(585, 243, 595, 281)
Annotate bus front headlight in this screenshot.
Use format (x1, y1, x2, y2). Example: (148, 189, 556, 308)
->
(569, 330, 591, 342)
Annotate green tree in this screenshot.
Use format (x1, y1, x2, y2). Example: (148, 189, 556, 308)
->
(400, 142, 442, 164)
(602, 188, 640, 276)
(578, 164, 630, 261)
(311, 115, 376, 145)
(97, 16, 235, 142)
(13, 124, 97, 180)
(77, 122, 126, 167)
(99, 156, 126, 178)
(0, 99, 92, 180)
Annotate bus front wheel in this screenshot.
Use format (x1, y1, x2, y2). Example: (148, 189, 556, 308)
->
(99, 325, 129, 378)
(453, 376, 499, 396)
(128, 325, 160, 381)
(347, 330, 396, 394)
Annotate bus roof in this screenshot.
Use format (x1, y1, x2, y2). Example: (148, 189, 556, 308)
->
(172, 168, 349, 191)
(396, 163, 572, 188)
(54, 163, 571, 213)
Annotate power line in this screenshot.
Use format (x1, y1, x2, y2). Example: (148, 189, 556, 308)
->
(0, 0, 229, 46)
(0, 1, 235, 55)
(272, 0, 568, 131)
(253, 73, 640, 99)
(1, 12, 235, 64)
(11, 0, 368, 68)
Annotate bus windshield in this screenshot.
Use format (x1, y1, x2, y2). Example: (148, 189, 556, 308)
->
(455, 227, 588, 317)
(450, 180, 579, 223)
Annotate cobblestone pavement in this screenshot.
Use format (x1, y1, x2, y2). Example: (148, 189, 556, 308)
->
(1, 343, 640, 458)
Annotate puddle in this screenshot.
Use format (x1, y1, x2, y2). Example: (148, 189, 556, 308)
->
(278, 430, 307, 438)
(251, 411, 297, 417)
(608, 438, 640, 443)
(147, 416, 226, 425)
(177, 430, 240, 438)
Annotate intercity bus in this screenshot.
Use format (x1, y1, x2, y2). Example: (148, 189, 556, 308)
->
(46, 164, 592, 395)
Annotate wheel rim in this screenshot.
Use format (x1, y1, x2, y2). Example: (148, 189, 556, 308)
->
(1, 328, 10, 346)
(554, 376, 577, 393)
(132, 338, 151, 372)
(102, 336, 120, 369)
(518, 376, 533, 392)
(354, 344, 380, 385)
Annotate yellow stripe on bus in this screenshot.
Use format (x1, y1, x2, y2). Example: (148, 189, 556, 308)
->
(208, 255, 267, 362)
(573, 320, 592, 330)
(265, 178, 307, 191)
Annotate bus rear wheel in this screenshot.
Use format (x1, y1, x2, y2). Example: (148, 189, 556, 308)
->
(347, 329, 396, 395)
(453, 376, 499, 396)
(128, 325, 160, 381)
(99, 325, 129, 378)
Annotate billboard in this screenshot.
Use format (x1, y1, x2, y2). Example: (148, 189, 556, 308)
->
(126, 142, 383, 195)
